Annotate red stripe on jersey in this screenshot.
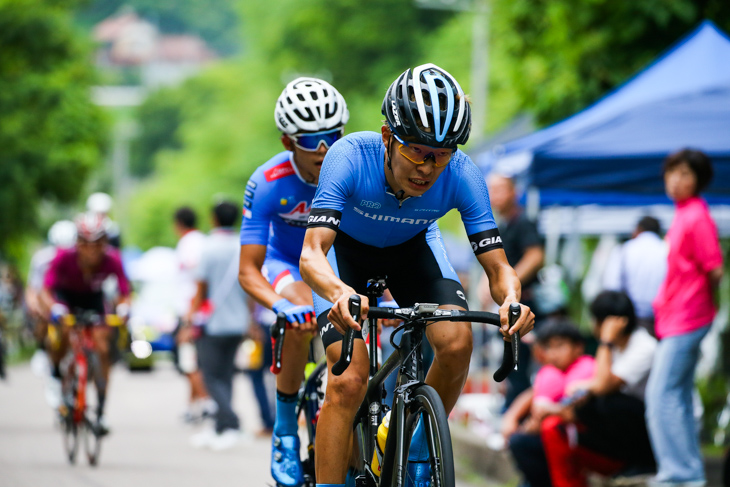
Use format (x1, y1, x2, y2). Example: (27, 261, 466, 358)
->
(264, 160, 295, 182)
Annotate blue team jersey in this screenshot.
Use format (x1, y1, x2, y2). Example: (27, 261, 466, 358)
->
(308, 131, 502, 255)
(240, 151, 316, 263)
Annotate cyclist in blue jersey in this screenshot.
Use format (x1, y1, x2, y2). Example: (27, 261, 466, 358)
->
(238, 77, 349, 487)
(300, 64, 535, 487)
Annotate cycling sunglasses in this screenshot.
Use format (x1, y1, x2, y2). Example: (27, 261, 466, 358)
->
(392, 133, 456, 168)
(290, 128, 344, 152)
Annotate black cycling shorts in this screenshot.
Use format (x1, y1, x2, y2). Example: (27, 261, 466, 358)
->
(54, 290, 106, 318)
(313, 229, 468, 350)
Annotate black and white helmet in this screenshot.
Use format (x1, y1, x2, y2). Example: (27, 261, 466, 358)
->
(275, 77, 349, 135)
(382, 63, 471, 148)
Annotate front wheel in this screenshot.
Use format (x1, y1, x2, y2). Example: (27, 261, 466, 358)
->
(402, 385, 455, 487)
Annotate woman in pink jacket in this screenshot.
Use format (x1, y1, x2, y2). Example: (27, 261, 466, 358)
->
(647, 149, 724, 487)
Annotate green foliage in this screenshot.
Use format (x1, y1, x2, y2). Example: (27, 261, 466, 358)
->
(490, 0, 730, 125)
(77, 0, 242, 55)
(0, 0, 107, 259)
(270, 0, 454, 96)
(130, 87, 185, 177)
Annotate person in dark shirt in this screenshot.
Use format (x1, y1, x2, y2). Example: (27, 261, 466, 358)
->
(480, 173, 544, 407)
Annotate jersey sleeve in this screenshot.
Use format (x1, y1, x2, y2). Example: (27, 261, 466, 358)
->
(110, 253, 132, 296)
(308, 140, 356, 231)
(240, 169, 276, 246)
(690, 209, 723, 273)
(454, 158, 503, 255)
(42, 251, 63, 290)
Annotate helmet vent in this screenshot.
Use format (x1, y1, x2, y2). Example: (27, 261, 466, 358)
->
(422, 90, 432, 107)
(434, 78, 445, 89)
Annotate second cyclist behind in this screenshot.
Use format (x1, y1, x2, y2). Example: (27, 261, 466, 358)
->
(238, 77, 349, 487)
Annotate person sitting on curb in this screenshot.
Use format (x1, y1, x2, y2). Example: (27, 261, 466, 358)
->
(504, 320, 595, 487)
(541, 290, 657, 487)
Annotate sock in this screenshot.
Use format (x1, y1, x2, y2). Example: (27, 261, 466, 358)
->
(408, 416, 429, 462)
(97, 390, 106, 418)
(345, 468, 356, 487)
(274, 390, 299, 437)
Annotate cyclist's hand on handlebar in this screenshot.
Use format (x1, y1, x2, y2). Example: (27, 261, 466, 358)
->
(498, 299, 535, 340)
(50, 303, 69, 324)
(327, 290, 368, 334)
(272, 299, 316, 332)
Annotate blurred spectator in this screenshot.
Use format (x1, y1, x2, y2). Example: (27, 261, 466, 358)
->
(647, 149, 723, 486)
(172, 207, 215, 423)
(187, 201, 251, 451)
(481, 173, 544, 407)
(541, 291, 657, 487)
(602, 216, 666, 336)
(25, 221, 76, 378)
(245, 304, 276, 435)
(504, 320, 594, 487)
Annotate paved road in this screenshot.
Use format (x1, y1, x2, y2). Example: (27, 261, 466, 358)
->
(0, 362, 489, 487)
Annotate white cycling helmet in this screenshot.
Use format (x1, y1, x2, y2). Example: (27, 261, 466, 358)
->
(75, 212, 108, 242)
(48, 220, 77, 248)
(275, 77, 349, 135)
(86, 192, 113, 214)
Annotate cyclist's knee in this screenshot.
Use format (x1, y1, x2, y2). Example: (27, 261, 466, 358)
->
(325, 369, 367, 409)
(433, 330, 472, 366)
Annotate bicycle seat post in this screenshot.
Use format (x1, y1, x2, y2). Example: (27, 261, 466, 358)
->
(365, 278, 387, 379)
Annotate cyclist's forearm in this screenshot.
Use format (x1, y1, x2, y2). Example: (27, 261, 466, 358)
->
(239, 263, 283, 309)
(489, 266, 522, 305)
(238, 245, 283, 309)
(300, 247, 350, 303)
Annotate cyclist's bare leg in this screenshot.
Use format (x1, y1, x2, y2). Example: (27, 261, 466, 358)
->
(48, 325, 70, 376)
(315, 339, 369, 484)
(92, 326, 112, 415)
(424, 305, 472, 413)
(188, 371, 208, 400)
(276, 280, 315, 395)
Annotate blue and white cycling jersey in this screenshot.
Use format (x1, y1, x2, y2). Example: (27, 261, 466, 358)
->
(240, 151, 315, 283)
(308, 131, 502, 254)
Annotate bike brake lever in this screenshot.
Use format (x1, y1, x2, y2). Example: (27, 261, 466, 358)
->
(332, 295, 361, 376)
(270, 312, 287, 374)
(493, 303, 521, 382)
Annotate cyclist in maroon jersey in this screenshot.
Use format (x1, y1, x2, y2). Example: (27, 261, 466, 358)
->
(40, 212, 131, 434)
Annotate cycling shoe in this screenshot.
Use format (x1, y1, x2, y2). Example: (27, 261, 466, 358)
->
(271, 434, 304, 487)
(407, 461, 431, 487)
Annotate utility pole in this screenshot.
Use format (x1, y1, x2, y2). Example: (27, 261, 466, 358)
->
(470, 0, 489, 143)
(414, 0, 489, 144)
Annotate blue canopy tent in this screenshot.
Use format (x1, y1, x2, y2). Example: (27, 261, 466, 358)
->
(482, 20, 730, 204)
(478, 20, 730, 236)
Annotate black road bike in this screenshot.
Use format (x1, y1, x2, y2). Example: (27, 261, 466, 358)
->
(333, 278, 521, 487)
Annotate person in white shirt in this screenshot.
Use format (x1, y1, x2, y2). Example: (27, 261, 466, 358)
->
(173, 207, 215, 423)
(603, 217, 667, 336)
(541, 291, 658, 486)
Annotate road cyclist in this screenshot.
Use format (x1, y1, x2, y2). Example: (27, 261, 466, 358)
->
(238, 77, 349, 486)
(40, 212, 132, 436)
(299, 63, 535, 487)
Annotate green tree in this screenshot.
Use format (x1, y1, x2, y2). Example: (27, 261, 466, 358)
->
(489, 0, 730, 125)
(130, 87, 185, 177)
(0, 0, 107, 258)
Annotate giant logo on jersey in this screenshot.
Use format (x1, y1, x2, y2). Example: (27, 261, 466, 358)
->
(264, 161, 295, 182)
(278, 201, 311, 227)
